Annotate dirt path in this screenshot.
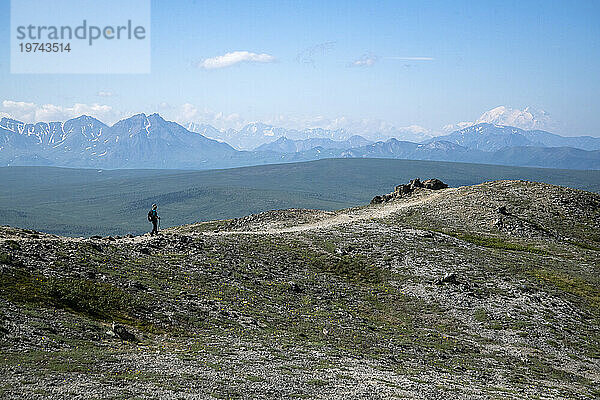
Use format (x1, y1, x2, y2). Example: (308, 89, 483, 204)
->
(204, 188, 456, 236)
(0, 189, 455, 244)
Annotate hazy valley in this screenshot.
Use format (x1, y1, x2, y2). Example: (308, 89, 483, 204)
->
(2, 158, 600, 237)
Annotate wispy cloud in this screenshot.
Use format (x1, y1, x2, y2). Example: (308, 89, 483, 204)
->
(165, 103, 244, 130)
(350, 54, 434, 67)
(296, 41, 336, 66)
(386, 56, 435, 61)
(198, 51, 276, 69)
(175, 104, 433, 142)
(96, 91, 114, 97)
(350, 53, 378, 67)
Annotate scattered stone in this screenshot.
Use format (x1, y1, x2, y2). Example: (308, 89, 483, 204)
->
(178, 236, 193, 244)
(219, 309, 230, 317)
(437, 272, 459, 285)
(111, 322, 137, 342)
(89, 242, 103, 252)
(128, 281, 147, 291)
(288, 281, 303, 293)
(85, 271, 96, 279)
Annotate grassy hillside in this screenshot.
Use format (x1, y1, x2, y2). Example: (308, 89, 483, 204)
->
(1, 158, 599, 236)
(1, 181, 599, 398)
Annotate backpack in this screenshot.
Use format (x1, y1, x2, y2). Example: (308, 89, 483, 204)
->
(147, 210, 153, 221)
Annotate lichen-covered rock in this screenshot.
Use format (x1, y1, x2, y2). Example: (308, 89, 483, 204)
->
(370, 195, 384, 204)
(422, 178, 448, 190)
(111, 322, 137, 342)
(375, 177, 448, 204)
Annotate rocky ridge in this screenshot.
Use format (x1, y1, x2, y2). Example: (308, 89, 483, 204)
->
(371, 178, 448, 204)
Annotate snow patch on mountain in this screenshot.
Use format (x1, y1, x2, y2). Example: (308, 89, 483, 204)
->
(443, 106, 556, 133)
(477, 106, 553, 130)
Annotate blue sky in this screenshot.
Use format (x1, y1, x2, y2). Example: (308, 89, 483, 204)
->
(0, 0, 599, 136)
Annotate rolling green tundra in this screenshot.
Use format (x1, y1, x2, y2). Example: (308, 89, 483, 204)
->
(1, 158, 599, 236)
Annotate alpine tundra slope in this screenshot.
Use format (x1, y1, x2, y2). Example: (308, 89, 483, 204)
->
(1, 179, 599, 399)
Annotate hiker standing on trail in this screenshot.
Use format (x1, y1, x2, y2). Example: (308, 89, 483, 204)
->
(148, 204, 160, 236)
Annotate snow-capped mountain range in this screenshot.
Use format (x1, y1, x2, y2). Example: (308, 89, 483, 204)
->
(0, 113, 236, 168)
(185, 106, 572, 150)
(1, 113, 599, 170)
(186, 121, 431, 150)
(429, 123, 600, 152)
(255, 135, 372, 153)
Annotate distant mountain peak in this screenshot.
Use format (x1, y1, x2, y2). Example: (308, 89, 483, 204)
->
(70, 114, 94, 120)
(418, 140, 466, 151)
(0, 112, 237, 168)
(65, 114, 106, 126)
(444, 106, 556, 133)
(147, 113, 166, 122)
(476, 106, 552, 131)
(123, 113, 149, 122)
(428, 122, 600, 153)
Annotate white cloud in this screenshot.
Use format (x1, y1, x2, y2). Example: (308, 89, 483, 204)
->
(386, 56, 435, 61)
(198, 51, 276, 69)
(97, 91, 114, 97)
(0, 99, 433, 143)
(1, 100, 121, 124)
(442, 121, 474, 133)
(177, 103, 199, 121)
(261, 114, 432, 142)
(158, 103, 246, 131)
(0, 100, 37, 122)
(160, 101, 433, 142)
(351, 54, 378, 67)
